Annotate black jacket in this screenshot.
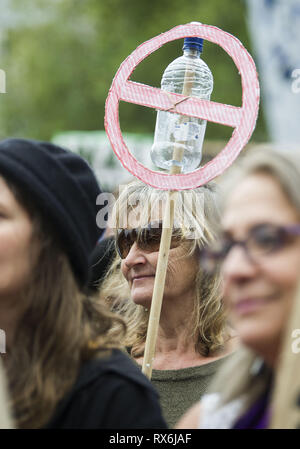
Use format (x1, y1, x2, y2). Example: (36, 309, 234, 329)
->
(46, 349, 167, 429)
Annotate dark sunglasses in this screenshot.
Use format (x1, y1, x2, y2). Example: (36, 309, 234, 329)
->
(199, 223, 300, 273)
(116, 221, 181, 259)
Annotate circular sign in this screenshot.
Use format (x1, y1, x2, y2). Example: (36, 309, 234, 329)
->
(105, 22, 260, 190)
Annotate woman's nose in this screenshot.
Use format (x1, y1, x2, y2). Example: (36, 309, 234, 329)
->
(123, 242, 147, 269)
(222, 244, 258, 283)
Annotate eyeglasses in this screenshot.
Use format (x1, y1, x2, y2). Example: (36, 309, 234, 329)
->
(199, 223, 300, 273)
(116, 221, 181, 259)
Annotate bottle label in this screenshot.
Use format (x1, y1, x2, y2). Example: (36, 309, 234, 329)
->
(173, 121, 205, 142)
(173, 122, 189, 141)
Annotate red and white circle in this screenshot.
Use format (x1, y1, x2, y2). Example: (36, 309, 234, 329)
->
(105, 22, 260, 190)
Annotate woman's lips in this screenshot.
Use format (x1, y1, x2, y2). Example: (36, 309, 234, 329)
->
(132, 275, 154, 282)
(234, 297, 270, 316)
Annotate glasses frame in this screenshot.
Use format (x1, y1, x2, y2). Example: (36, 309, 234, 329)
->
(199, 223, 300, 272)
(116, 221, 181, 259)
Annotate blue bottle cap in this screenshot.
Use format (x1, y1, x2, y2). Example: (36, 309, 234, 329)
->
(183, 37, 203, 52)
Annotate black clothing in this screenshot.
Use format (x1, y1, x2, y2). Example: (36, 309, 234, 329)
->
(46, 349, 167, 429)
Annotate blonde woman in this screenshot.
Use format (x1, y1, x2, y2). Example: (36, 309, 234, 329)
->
(0, 138, 166, 429)
(100, 179, 238, 427)
(177, 148, 300, 428)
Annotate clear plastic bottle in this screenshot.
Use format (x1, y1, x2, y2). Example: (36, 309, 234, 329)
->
(151, 37, 213, 173)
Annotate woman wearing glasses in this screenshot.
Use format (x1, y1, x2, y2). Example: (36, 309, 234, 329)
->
(177, 148, 300, 429)
(100, 179, 237, 428)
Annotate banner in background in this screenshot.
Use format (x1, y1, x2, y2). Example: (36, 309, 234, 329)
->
(246, 0, 300, 144)
(52, 131, 155, 192)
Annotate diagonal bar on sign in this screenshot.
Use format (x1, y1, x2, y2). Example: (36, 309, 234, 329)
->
(120, 80, 242, 128)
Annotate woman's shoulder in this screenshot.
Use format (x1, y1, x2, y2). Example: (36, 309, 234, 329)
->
(76, 348, 156, 392)
(47, 349, 167, 428)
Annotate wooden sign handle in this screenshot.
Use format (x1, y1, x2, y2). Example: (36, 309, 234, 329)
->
(142, 62, 194, 378)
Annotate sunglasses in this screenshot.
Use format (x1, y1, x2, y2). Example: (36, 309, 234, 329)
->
(199, 223, 300, 273)
(116, 221, 181, 259)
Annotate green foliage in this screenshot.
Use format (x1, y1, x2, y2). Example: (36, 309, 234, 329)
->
(0, 0, 267, 142)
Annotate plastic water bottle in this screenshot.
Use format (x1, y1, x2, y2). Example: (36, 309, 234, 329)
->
(151, 36, 213, 173)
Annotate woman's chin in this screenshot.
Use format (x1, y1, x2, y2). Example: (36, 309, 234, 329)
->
(130, 283, 152, 306)
(131, 293, 152, 309)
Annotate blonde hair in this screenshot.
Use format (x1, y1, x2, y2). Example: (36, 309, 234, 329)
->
(100, 179, 229, 358)
(220, 146, 300, 214)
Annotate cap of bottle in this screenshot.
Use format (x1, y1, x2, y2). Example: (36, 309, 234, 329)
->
(183, 37, 203, 52)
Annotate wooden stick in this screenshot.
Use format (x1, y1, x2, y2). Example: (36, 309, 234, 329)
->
(142, 61, 194, 379)
(142, 188, 178, 378)
(270, 278, 300, 428)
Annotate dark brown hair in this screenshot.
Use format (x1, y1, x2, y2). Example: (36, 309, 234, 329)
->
(3, 177, 125, 428)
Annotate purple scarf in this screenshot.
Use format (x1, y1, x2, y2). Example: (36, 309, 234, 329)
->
(233, 389, 271, 429)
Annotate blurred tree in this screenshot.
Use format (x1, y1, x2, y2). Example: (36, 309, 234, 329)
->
(0, 0, 267, 141)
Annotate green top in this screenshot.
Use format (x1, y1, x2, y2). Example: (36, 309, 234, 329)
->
(150, 356, 230, 428)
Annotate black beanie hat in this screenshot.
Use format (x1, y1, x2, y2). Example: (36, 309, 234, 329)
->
(0, 138, 104, 289)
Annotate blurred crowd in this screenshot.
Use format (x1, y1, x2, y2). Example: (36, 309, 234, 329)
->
(0, 138, 300, 429)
